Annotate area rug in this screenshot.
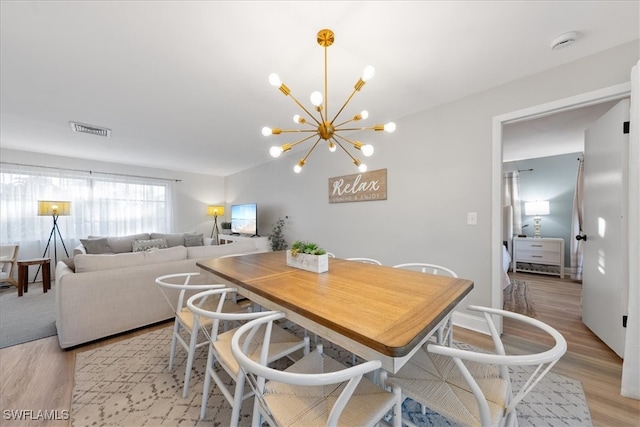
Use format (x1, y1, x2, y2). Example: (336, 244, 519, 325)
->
(0, 284, 57, 349)
(71, 326, 592, 427)
(503, 279, 537, 318)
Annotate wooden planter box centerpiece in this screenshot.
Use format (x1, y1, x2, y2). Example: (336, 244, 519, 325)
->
(285, 241, 328, 273)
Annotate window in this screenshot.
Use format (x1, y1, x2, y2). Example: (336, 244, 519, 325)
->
(0, 163, 174, 260)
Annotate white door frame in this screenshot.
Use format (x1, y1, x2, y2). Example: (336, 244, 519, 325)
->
(491, 82, 631, 332)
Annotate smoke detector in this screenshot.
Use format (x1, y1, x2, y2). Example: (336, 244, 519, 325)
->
(550, 31, 580, 50)
(70, 121, 111, 137)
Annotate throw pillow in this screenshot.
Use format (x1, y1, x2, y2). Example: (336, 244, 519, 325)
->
(184, 233, 204, 247)
(80, 237, 114, 254)
(132, 238, 168, 252)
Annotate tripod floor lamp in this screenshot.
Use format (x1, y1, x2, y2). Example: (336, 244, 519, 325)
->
(207, 205, 224, 245)
(36, 200, 71, 281)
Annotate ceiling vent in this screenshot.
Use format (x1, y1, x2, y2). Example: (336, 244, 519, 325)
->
(550, 31, 580, 50)
(70, 121, 111, 137)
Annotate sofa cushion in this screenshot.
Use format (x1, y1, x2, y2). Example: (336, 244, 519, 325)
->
(107, 233, 151, 253)
(186, 239, 258, 259)
(132, 238, 168, 252)
(184, 232, 204, 247)
(150, 233, 185, 247)
(74, 246, 188, 273)
(80, 237, 114, 254)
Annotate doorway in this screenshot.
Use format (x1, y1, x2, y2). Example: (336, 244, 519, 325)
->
(490, 82, 632, 332)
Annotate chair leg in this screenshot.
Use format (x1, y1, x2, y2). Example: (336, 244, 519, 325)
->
(231, 370, 247, 427)
(169, 319, 180, 370)
(182, 325, 199, 398)
(200, 349, 215, 420)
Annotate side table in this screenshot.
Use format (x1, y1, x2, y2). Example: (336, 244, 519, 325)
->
(17, 258, 51, 297)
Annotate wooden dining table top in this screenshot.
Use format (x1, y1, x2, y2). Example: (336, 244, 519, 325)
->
(197, 251, 474, 360)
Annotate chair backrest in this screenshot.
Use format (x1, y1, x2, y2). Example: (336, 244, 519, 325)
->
(187, 288, 277, 341)
(346, 257, 382, 265)
(231, 311, 385, 426)
(392, 262, 458, 277)
(0, 244, 19, 277)
(427, 305, 567, 427)
(155, 272, 225, 317)
(326, 252, 336, 258)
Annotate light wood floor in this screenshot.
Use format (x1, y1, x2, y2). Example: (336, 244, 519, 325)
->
(1, 275, 639, 427)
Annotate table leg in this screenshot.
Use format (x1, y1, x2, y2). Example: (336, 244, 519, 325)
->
(42, 262, 51, 293)
(17, 265, 26, 297)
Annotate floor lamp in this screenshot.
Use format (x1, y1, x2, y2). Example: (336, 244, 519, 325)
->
(207, 205, 224, 245)
(36, 200, 71, 281)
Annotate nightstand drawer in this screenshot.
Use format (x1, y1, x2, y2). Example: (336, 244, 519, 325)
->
(514, 239, 561, 253)
(516, 250, 561, 264)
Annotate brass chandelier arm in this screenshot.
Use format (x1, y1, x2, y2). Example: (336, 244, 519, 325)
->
(299, 137, 323, 164)
(330, 85, 360, 125)
(331, 138, 362, 166)
(286, 92, 323, 127)
(273, 129, 318, 134)
(332, 133, 363, 149)
(334, 125, 386, 132)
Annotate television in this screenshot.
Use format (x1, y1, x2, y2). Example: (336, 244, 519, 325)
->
(230, 203, 258, 236)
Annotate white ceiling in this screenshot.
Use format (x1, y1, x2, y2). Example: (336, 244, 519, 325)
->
(1, 1, 638, 176)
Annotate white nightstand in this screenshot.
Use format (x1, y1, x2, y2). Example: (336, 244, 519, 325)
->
(512, 237, 564, 278)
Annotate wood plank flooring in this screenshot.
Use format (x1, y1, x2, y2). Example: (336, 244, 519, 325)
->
(1, 275, 639, 426)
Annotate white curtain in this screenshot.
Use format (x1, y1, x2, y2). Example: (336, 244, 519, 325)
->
(502, 171, 522, 236)
(0, 163, 174, 279)
(571, 154, 585, 281)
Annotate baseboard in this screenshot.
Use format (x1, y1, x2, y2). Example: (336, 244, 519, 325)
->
(452, 310, 491, 335)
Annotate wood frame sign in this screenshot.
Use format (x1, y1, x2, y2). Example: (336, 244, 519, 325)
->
(328, 168, 387, 203)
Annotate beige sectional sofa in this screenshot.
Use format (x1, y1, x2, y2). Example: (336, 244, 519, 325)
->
(55, 233, 269, 348)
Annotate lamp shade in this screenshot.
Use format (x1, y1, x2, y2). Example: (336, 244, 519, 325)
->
(38, 200, 71, 216)
(524, 201, 550, 216)
(207, 205, 225, 216)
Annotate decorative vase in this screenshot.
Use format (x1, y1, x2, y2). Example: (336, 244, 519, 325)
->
(286, 250, 329, 273)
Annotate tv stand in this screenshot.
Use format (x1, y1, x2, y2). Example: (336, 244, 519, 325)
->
(219, 234, 270, 252)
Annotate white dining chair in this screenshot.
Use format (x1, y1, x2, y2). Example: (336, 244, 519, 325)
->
(231, 311, 402, 427)
(392, 262, 458, 346)
(155, 272, 249, 398)
(187, 288, 310, 425)
(346, 257, 383, 265)
(382, 305, 567, 427)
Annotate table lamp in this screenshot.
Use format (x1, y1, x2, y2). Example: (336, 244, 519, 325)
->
(524, 201, 550, 238)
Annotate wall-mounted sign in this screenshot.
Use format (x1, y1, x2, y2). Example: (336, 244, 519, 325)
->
(328, 168, 387, 204)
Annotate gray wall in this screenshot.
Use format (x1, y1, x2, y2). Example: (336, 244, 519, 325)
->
(225, 41, 639, 316)
(504, 153, 582, 267)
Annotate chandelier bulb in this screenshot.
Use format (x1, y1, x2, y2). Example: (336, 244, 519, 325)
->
(361, 144, 374, 157)
(361, 110, 369, 120)
(328, 141, 337, 152)
(262, 127, 273, 136)
(294, 160, 305, 173)
(268, 73, 281, 87)
(293, 114, 306, 124)
(310, 91, 323, 107)
(384, 122, 397, 133)
(269, 146, 283, 158)
(362, 66, 375, 82)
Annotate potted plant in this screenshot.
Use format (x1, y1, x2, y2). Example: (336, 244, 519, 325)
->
(220, 221, 232, 234)
(286, 240, 328, 273)
(268, 216, 288, 251)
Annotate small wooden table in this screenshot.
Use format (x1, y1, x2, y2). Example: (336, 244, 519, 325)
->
(17, 258, 51, 297)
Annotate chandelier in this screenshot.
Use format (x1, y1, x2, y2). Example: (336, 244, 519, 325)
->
(262, 29, 396, 173)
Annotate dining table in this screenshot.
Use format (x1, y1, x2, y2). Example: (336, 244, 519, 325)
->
(197, 251, 474, 374)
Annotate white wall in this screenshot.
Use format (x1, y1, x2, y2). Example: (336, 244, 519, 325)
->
(0, 148, 226, 233)
(225, 41, 640, 316)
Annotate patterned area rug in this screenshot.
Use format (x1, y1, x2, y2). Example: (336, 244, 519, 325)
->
(71, 326, 591, 426)
(504, 279, 537, 318)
